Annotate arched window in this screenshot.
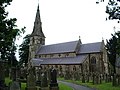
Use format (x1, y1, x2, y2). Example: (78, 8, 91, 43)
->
(73, 65, 76, 71)
(90, 56, 96, 64)
(90, 56, 96, 72)
(60, 65, 62, 71)
(40, 38, 42, 44)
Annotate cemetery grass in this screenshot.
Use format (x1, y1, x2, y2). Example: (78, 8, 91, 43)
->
(5, 77, 73, 90)
(59, 82, 73, 90)
(5, 77, 26, 90)
(58, 78, 120, 90)
(20, 83, 73, 90)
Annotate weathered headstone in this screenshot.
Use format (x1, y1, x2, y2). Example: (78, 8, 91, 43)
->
(95, 73, 99, 84)
(86, 73, 89, 83)
(100, 74, 102, 84)
(59, 66, 64, 78)
(16, 67, 21, 79)
(105, 73, 108, 83)
(40, 70, 49, 90)
(49, 68, 59, 90)
(64, 66, 70, 80)
(11, 67, 16, 81)
(108, 74, 111, 82)
(36, 67, 41, 87)
(41, 70, 48, 87)
(92, 72, 95, 85)
(112, 73, 117, 86)
(10, 81, 20, 90)
(26, 66, 37, 90)
(117, 74, 120, 86)
(82, 74, 85, 83)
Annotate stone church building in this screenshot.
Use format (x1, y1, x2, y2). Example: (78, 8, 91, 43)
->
(28, 5, 109, 79)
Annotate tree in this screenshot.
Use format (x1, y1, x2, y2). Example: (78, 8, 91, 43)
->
(0, 0, 25, 88)
(19, 34, 30, 67)
(96, 0, 120, 22)
(106, 33, 117, 73)
(106, 31, 120, 73)
(0, 0, 25, 62)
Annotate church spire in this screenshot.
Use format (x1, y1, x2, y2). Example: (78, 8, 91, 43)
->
(31, 5, 45, 38)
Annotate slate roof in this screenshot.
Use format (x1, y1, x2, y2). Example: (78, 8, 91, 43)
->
(37, 41, 102, 55)
(32, 55, 88, 66)
(37, 41, 78, 54)
(79, 42, 102, 54)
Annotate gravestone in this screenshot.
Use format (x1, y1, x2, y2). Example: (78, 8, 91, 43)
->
(49, 68, 59, 90)
(64, 66, 70, 80)
(82, 74, 85, 83)
(41, 70, 48, 87)
(92, 73, 95, 85)
(117, 74, 120, 85)
(16, 67, 20, 79)
(48, 68, 51, 84)
(10, 81, 20, 90)
(36, 67, 41, 87)
(99, 74, 102, 84)
(112, 73, 117, 86)
(108, 74, 111, 82)
(105, 73, 108, 83)
(95, 73, 99, 84)
(73, 70, 79, 81)
(26, 66, 37, 90)
(40, 70, 49, 90)
(11, 67, 16, 81)
(86, 74, 89, 83)
(59, 66, 64, 78)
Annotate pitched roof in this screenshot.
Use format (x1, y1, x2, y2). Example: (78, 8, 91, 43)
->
(31, 5, 45, 37)
(37, 41, 102, 55)
(37, 41, 78, 54)
(79, 42, 102, 54)
(32, 55, 87, 66)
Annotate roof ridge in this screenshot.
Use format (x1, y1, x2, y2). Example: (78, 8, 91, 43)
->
(43, 40, 78, 46)
(81, 41, 102, 45)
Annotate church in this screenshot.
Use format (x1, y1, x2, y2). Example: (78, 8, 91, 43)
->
(28, 5, 109, 79)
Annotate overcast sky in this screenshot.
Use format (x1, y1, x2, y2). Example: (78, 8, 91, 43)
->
(6, 0, 120, 59)
(6, 0, 120, 44)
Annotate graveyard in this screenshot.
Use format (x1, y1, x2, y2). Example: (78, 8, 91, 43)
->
(0, 63, 120, 90)
(1, 0, 120, 90)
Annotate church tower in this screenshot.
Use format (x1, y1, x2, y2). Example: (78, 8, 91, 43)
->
(28, 5, 45, 66)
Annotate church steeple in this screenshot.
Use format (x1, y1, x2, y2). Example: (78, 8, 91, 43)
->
(29, 4, 45, 58)
(28, 4, 45, 68)
(31, 5, 45, 38)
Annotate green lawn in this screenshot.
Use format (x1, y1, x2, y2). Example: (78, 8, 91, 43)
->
(20, 82, 73, 90)
(5, 77, 73, 90)
(21, 83, 26, 90)
(59, 83, 73, 90)
(5, 77, 12, 86)
(58, 78, 120, 90)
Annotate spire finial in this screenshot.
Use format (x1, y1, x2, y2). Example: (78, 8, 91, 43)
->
(37, 0, 39, 10)
(102, 37, 104, 40)
(79, 36, 81, 40)
(38, 0, 39, 4)
(79, 36, 82, 44)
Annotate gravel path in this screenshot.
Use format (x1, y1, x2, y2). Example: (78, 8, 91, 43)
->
(58, 80, 96, 90)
